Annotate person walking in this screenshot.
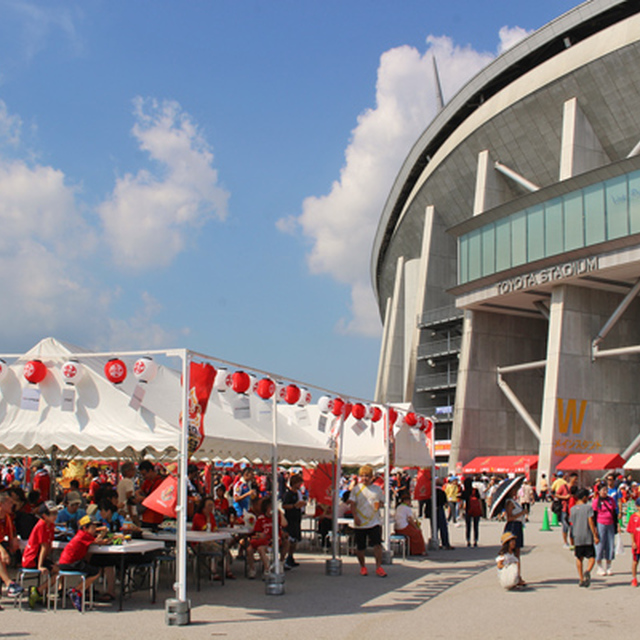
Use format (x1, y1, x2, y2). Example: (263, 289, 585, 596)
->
(349, 465, 387, 577)
(593, 481, 619, 576)
(462, 476, 482, 547)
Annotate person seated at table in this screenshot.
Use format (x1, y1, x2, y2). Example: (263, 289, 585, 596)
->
(213, 484, 232, 527)
(96, 499, 125, 533)
(394, 490, 427, 556)
(246, 497, 289, 579)
(56, 491, 86, 535)
(0, 492, 23, 598)
(57, 515, 111, 610)
(192, 496, 234, 579)
(7, 486, 38, 540)
(22, 500, 62, 608)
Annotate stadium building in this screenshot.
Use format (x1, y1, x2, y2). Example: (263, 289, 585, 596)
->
(372, 0, 640, 481)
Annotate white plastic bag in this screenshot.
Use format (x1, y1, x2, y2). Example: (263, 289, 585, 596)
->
(498, 563, 519, 590)
(615, 533, 625, 557)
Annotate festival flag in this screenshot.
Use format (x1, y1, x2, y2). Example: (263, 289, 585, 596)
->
(142, 475, 177, 518)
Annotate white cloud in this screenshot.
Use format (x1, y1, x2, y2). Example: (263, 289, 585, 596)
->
(98, 98, 229, 270)
(0, 99, 192, 350)
(101, 292, 187, 352)
(498, 26, 532, 54)
(1, 0, 83, 62)
(282, 33, 502, 336)
(0, 100, 22, 145)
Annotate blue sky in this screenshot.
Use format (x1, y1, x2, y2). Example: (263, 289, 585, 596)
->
(0, 0, 579, 399)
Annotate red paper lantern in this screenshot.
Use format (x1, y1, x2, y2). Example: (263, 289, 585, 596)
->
(424, 418, 434, 435)
(104, 358, 127, 384)
(256, 378, 275, 399)
(370, 406, 383, 422)
(231, 370, 251, 394)
(331, 398, 345, 417)
(405, 411, 418, 427)
(24, 360, 47, 384)
(352, 403, 366, 420)
(343, 402, 352, 418)
(284, 384, 301, 405)
(388, 407, 398, 426)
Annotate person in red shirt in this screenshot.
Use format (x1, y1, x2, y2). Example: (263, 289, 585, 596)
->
(192, 496, 234, 579)
(213, 484, 232, 527)
(0, 492, 23, 597)
(135, 461, 166, 528)
(58, 515, 108, 611)
(22, 500, 62, 608)
(626, 497, 640, 587)
(31, 461, 51, 502)
(246, 498, 288, 578)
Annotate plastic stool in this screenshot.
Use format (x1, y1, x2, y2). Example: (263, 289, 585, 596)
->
(54, 571, 94, 613)
(389, 534, 407, 560)
(16, 567, 48, 611)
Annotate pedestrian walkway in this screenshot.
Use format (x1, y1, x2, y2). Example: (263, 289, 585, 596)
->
(1, 503, 637, 639)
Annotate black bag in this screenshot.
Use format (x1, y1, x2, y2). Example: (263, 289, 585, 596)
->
(551, 499, 563, 515)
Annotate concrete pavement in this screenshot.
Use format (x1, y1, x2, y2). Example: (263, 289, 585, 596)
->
(1, 503, 637, 639)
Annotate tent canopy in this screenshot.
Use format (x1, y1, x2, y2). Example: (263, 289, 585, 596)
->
(555, 453, 626, 471)
(0, 337, 332, 463)
(463, 455, 538, 474)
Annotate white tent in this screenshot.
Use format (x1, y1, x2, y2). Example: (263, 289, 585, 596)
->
(0, 337, 332, 464)
(624, 453, 640, 470)
(280, 403, 433, 468)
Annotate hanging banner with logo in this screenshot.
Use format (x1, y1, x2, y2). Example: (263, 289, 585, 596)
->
(181, 362, 216, 456)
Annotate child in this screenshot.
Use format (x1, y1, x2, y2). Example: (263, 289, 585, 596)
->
(246, 498, 288, 578)
(57, 514, 109, 610)
(21, 500, 62, 608)
(496, 531, 520, 590)
(570, 488, 599, 587)
(626, 496, 640, 587)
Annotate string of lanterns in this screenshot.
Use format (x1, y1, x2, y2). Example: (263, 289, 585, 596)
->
(12, 357, 434, 435)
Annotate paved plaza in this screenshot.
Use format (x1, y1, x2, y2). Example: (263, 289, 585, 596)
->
(1, 503, 637, 639)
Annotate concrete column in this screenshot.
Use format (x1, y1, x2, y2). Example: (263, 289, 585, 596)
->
(404, 206, 435, 402)
(376, 256, 406, 404)
(538, 285, 640, 487)
(559, 97, 610, 180)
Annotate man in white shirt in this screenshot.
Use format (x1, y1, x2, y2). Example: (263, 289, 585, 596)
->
(349, 465, 387, 577)
(116, 462, 138, 524)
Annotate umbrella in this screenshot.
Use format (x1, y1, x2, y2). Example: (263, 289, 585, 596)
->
(488, 475, 525, 520)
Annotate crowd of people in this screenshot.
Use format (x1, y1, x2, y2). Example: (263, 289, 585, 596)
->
(2, 458, 640, 611)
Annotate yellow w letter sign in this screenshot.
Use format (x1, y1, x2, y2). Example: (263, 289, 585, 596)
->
(556, 398, 587, 435)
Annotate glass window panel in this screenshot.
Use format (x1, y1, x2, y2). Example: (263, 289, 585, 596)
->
(458, 236, 468, 284)
(563, 191, 584, 251)
(605, 175, 629, 240)
(545, 199, 563, 257)
(495, 218, 511, 271)
(511, 211, 526, 266)
(481, 224, 495, 277)
(584, 183, 605, 246)
(467, 229, 481, 281)
(629, 170, 640, 234)
(527, 205, 544, 262)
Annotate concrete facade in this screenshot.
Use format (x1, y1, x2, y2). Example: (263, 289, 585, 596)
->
(370, 1, 640, 479)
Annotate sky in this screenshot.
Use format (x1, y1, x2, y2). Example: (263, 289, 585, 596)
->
(0, 0, 580, 400)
